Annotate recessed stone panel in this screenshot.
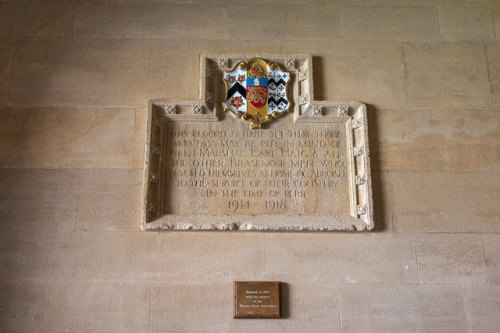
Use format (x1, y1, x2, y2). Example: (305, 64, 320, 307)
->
(142, 54, 373, 231)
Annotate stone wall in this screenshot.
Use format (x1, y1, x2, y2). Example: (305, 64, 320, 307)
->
(0, 0, 499, 332)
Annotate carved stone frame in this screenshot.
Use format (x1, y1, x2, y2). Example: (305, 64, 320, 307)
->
(142, 54, 373, 231)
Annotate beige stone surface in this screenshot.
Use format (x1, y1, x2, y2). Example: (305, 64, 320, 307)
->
(19, 229, 103, 281)
(280, 40, 406, 108)
(0, 38, 13, 96)
(150, 283, 230, 333)
(392, 172, 500, 233)
(75, 3, 150, 39)
(415, 234, 487, 283)
(264, 234, 417, 283)
(149, 4, 228, 39)
(494, 6, 500, 39)
(0, 232, 21, 280)
(9, 38, 177, 107)
(0, 280, 47, 333)
(0, 107, 137, 168)
(339, 6, 440, 41)
(466, 285, 500, 333)
(372, 109, 499, 172)
(0, 2, 75, 38)
(0, 190, 75, 232)
(154, 233, 267, 282)
(439, 7, 495, 41)
(41, 281, 150, 333)
(403, 42, 492, 109)
(340, 284, 469, 332)
(486, 42, 500, 107)
(483, 234, 500, 283)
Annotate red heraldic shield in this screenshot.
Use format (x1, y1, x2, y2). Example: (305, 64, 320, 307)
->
(247, 85, 267, 108)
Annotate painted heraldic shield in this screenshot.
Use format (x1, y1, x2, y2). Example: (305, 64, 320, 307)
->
(223, 58, 291, 129)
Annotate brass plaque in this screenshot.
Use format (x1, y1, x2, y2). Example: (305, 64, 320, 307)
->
(234, 281, 281, 319)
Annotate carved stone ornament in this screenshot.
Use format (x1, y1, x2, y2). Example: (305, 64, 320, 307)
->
(142, 54, 374, 232)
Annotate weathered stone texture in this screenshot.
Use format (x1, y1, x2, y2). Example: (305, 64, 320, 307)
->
(339, 6, 440, 41)
(415, 234, 487, 283)
(340, 284, 469, 332)
(392, 172, 500, 233)
(439, 7, 495, 41)
(403, 42, 492, 109)
(466, 285, 500, 333)
(0, 0, 499, 331)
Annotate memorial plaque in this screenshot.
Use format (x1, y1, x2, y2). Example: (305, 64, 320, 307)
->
(142, 54, 374, 231)
(234, 281, 281, 319)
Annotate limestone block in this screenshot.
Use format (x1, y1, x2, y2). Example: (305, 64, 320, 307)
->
(0, 231, 21, 280)
(483, 234, 500, 283)
(154, 233, 266, 282)
(340, 284, 469, 332)
(485, 43, 500, 107)
(227, 5, 286, 39)
(0, 280, 47, 332)
(150, 283, 230, 333)
(10, 38, 154, 107)
(339, 6, 440, 41)
(96, 231, 160, 281)
(439, 7, 495, 41)
(0, 2, 75, 38)
(415, 234, 487, 283)
(466, 285, 500, 333)
(494, 6, 500, 40)
(392, 172, 500, 233)
(264, 234, 417, 283)
(75, 191, 141, 231)
(149, 4, 227, 39)
(283, 6, 339, 40)
(19, 230, 103, 281)
(0, 107, 136, 169)
(372, 109, 499, 172)
(403, 42, 492, 109)
(41, 281, 149, 333)
(149, 39, 191, 101)
(75, 3, 150, 38)
(0, 190, 75, 232)
(280, 40, 406, 109)
(0, 38, 13, 96)
(0, 168, 78, 194)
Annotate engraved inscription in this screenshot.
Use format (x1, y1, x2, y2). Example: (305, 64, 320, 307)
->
(164, 121, 350, 216)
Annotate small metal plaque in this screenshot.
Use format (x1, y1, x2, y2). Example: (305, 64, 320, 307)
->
(234, 281, 281, 319)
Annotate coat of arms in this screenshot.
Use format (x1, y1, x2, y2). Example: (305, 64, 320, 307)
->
(223, 58, 291, 129)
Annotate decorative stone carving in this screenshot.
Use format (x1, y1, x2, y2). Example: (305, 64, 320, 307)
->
(355, 175, 365, 185)
(142, 54, 374, 232)
(298, 69, 308, 81)
(192, 104, 204, 114)
(357, 204, 367, 215)
(351, 119, 362, 129)
(353, 146, 364, 156)
(165, 104, 176, 114)
(218, 57, 230, 69)
(338, 105, 349, 116)
(312, 106, 323, 116)
(285, 58, 296, 70)
(298, 94, 309, 105)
